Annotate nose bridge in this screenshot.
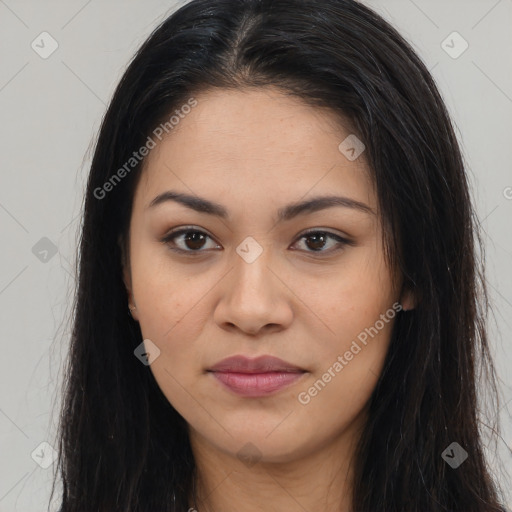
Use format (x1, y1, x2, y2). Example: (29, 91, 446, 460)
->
(213, 234, 293, 334)
(232, 235, 273, 294)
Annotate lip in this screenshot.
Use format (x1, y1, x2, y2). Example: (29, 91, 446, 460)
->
(208, 355, 307, 397)
(208, 355, 305, 373)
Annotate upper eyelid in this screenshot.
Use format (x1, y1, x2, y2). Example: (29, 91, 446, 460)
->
(161, 226, 351, 248)
(162, 226, 218, 243)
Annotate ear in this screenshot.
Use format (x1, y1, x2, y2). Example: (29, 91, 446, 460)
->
(399, 283, 416, 312)
(118, 234, 139, 321)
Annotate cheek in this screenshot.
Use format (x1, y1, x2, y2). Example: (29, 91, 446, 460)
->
(317, 265, 395, 344)
(134, 273, 207, 351)
(296, 296, 396, 432)
(305, 254, 396, 390)
(314, 295, 395, 391)
(131, 260, 212, 418)
(128, 239, 200, 335)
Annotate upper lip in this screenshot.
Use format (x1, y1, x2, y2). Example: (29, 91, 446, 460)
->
(208, 355, 305, 373)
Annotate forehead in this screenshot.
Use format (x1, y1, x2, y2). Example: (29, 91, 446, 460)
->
(136, 86, 375, 212)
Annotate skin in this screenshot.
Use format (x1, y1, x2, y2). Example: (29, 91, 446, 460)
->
(122, 86, 415, 512)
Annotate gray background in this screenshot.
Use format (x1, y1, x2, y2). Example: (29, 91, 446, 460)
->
(0, 0, 511, 510)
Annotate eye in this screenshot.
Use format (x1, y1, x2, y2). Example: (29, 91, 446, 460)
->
(161, 227, 220, 254)
(291, 229, 353, 254)
(160, 227, 353, 256)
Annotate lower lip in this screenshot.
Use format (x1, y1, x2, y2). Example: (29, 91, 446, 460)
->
(210, 371, 305, 397)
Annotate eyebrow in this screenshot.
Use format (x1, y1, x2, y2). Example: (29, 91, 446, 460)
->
(147, 190, 375, 221)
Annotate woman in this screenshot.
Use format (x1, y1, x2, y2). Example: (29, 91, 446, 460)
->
(51, 0, 509, 510)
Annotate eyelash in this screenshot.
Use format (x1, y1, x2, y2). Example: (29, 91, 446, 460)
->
(160, 226, 353, 256)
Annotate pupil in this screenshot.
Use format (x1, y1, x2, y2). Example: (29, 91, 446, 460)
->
(185, 232, 206, 250)
(307, 233, 325, 251)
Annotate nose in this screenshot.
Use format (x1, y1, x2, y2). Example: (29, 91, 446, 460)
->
(213, 244, 293, 337)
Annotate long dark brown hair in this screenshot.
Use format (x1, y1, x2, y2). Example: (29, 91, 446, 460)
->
(51, 0, 509, 510)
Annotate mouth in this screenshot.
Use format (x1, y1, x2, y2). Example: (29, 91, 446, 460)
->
(207, 355, 307, 397)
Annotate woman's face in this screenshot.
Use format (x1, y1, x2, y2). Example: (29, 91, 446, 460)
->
(123, 86, 413, 464)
